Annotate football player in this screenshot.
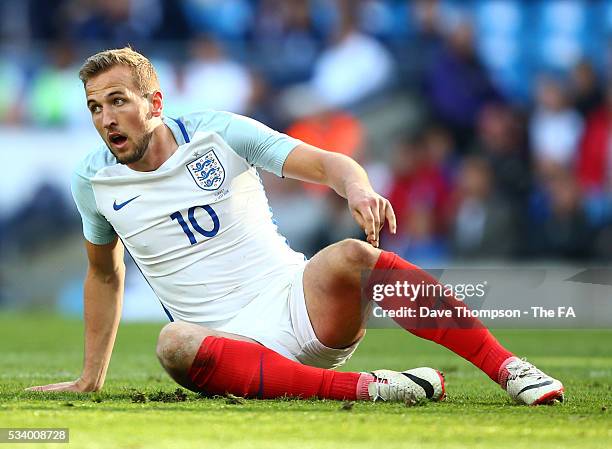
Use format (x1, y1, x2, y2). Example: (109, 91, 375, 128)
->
(28, 48, 562, 405)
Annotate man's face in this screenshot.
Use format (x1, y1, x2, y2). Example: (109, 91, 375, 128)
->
(85, 66, 155, 165)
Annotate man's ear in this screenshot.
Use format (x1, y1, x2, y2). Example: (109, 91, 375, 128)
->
(150, 91, 163, 117)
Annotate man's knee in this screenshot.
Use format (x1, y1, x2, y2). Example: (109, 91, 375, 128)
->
(156, 322, 206, 375)
(335, 239, 379, 269)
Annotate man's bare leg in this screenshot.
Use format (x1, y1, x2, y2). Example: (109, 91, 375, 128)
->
(302, 239, 380, 349)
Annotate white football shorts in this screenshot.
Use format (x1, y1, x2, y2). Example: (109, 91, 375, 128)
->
(217, 262, 363, 369)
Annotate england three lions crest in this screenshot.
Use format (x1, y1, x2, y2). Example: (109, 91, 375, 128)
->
(187, 149, 225, 191)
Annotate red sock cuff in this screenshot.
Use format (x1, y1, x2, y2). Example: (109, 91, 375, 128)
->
(374, 250, 398, 270)
(356, 373, 375, 400)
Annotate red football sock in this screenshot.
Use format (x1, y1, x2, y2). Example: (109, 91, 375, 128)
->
(370, 251, 514, 383)
(187, 336, 374, 400)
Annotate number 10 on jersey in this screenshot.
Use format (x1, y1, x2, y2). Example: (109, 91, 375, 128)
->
(170, 205, 220, 245)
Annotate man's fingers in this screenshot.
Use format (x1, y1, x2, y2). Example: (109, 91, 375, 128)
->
(25, 384, 65, 391)
(371, 200, 382, 236)
(377, 200, 386, 231)
(48, 385, 78, 392)
(25, 384, 59, 392)
(384, 200, 397, 234)
(25, 381, 78, 392)
(352, 204, 378, 246)
(360, 203, 378, 247)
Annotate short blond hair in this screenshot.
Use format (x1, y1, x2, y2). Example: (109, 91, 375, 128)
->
(78, 47, 160, 95)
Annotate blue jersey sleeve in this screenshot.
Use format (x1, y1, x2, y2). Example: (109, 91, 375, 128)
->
(176, 111, 302, 177)
(71, 155, 117, 245)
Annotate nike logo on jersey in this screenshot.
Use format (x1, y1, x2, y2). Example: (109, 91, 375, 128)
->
(113, 195, 140, 211)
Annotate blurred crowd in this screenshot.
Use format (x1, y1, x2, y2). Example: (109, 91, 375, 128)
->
(1, 0, 612, 265)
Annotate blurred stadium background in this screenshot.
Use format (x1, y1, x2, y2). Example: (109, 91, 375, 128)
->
(1, 0, 611, 320)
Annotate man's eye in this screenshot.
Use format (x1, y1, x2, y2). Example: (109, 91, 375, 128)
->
(113, 98, 125, 106)
(90, 105, 101, 114)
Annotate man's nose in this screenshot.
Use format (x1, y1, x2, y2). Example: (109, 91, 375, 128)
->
(102, 109, 117, 129)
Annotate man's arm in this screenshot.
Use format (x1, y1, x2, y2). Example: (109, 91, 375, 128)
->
(27, 238, 125, 392)
(282, 143, 396, 247)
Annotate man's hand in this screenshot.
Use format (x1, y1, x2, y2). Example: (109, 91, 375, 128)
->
(25, 378, 98, 393)
(346, 182, 396, 248)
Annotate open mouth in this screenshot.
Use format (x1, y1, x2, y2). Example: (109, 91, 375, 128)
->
(108, 132, 128, 147)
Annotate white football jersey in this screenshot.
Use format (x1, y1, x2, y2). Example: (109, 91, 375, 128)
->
(71, 111, 306, 327)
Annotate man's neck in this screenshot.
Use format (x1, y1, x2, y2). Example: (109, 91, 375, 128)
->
(127, 120, 179, 172)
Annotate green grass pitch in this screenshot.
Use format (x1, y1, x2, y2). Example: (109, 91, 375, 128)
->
(1, 315, 610, 449)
